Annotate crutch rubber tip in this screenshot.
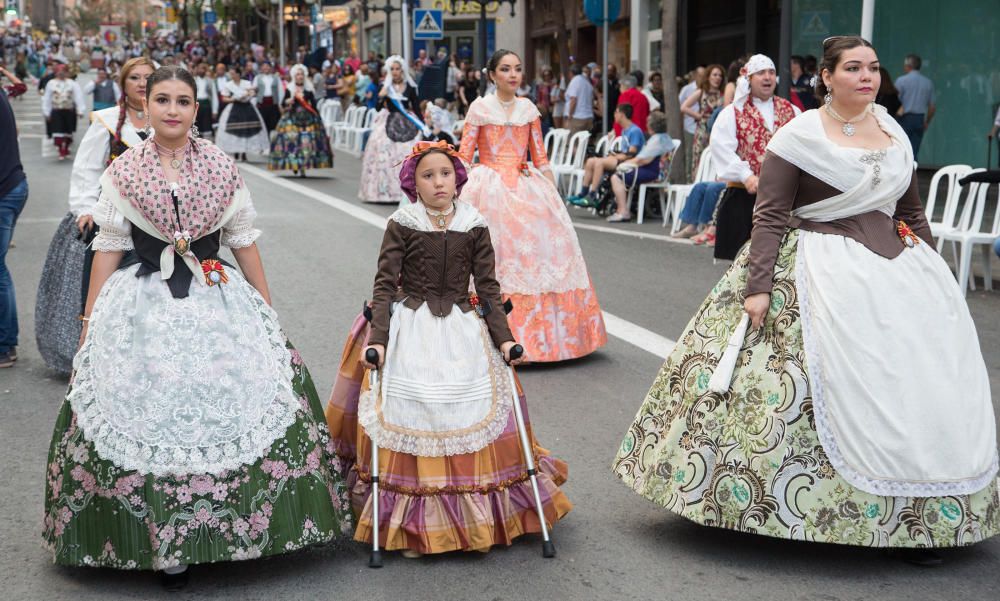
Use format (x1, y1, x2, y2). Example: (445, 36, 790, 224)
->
(542, 541, 556, 558)
(368, 551, 384, 568)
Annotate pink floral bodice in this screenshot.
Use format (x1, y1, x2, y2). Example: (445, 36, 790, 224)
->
(459, 96, 550, 189)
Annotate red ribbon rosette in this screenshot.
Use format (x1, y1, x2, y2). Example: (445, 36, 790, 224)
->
(201, 259, 229, 286)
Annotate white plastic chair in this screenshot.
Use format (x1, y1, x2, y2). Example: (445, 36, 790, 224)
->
(937, 181, 1000, 296)
(320, 99, 344, 133)
(335, 106, 365, 151)
(348, 108, 377, 156)
(924, 164, 974, 246)
(544, 129, 571, 170)
(631, 138, 682, 224)
(553, 131, 591, 196)
(594, 134, 621, 157)
(330, 105, 356, 149)
(662, 147, 715, 231)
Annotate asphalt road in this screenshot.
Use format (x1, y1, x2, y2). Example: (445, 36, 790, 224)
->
(2, 84, 999, 601)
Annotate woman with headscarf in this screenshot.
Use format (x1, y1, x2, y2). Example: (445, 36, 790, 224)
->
(327, 141, 571, 557)
(268, 64, 332, 177)
(35, 57, 154, 375)
(358, 55, 430, 205)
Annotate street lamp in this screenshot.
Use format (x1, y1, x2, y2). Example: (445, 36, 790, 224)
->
(451, 0, 516, 95)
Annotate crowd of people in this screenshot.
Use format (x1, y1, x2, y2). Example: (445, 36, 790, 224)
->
(0, 21, 998, 594)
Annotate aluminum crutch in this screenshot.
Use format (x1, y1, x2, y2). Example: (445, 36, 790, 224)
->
(365, 347, 384, 568)
(505, 344, 556, 558)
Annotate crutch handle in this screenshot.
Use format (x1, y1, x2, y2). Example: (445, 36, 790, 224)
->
(508, 344, 524, 362)
(365, 348, 380, 366)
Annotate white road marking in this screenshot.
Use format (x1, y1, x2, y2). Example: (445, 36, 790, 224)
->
(17, 133, 45, 139)
(240, 163, 677, 359)
(16, 120, 44, 126)
(14, 217, 64, 224)
(573, 222, 692, 244)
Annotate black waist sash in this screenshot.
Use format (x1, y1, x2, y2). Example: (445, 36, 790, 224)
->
(129, 227, 222, 299)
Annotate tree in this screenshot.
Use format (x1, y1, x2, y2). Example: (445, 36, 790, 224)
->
(660, 0, 682, 141)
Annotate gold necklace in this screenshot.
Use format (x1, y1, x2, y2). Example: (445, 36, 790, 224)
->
(825, 103, 870, 137)
(154, 139, 188, 169)
(425, 202, 455, 229)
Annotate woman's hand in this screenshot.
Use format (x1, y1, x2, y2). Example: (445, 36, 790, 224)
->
(744, 293, 770, 329)
(77, 319, 89, 350)
(76, 214, 94, 234)
(378, 86, 389, 98)
(500, 341, 524, 366)
(361, 344, 385, 369)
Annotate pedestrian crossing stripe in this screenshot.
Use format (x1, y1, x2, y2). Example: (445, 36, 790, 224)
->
(414, 9, 444, 40)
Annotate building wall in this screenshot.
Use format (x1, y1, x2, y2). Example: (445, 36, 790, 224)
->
(791, 0, 1000, 168)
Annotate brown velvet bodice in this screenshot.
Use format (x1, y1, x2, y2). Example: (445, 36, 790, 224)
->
(746, 151, 935, 295)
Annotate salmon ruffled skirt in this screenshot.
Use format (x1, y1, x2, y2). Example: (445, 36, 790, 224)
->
(326, 313, 572, 554)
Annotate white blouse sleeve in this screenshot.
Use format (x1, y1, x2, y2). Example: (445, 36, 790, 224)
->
(220, 188, 261, 249)
(68, 116, 112, 216)
(710, 106, 754, 185)
(91, 191, 133, 252)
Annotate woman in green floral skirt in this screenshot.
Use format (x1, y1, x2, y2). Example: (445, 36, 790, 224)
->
(613, 37, 998, 564)
(42, 66, 351, 589)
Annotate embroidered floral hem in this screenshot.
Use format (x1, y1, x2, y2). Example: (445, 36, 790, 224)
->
(612, 230, 1000, 548)
(507, 287, 607, 363)
(42, 347, 353, 570)
(268, 108, 333, 171)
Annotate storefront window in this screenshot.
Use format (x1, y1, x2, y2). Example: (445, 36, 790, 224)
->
(650, 40, 661, 72)
(367, 27, 384, 56)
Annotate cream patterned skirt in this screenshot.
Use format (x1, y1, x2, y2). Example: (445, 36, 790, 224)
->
(612, 229, 1000, 548)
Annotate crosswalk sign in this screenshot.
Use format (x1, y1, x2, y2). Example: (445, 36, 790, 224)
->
(414, 9, 444, 40)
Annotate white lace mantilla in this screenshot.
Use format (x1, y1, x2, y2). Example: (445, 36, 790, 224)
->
(69, 264, 300, 477)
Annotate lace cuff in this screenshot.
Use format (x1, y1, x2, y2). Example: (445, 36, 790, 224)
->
(221, 202, 261, 249)
(92, 228, 135, 252)
(92, 192, 133, 252)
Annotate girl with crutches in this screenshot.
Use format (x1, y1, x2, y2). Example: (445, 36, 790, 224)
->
(329, 141, 571, 561)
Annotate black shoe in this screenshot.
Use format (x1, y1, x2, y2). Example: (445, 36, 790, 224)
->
(899, 548, 944, 567)
(160, 569, 190, 591)
(0, 352, 14, 368)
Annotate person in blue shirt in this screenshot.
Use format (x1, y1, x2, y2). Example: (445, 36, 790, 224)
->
(607, 111, 675, 222)
(568, 102, 645, 207)
(894, 54, 935, 160)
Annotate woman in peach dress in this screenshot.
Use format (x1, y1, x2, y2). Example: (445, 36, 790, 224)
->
(458, 50, 607, 362)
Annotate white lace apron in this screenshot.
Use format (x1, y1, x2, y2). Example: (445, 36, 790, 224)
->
(767, 109, 998, 497)
(357, 202, 513, 457)
(68, 184, 299, 478)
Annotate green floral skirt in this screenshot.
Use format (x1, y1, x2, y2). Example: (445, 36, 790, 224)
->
(42, 347, 353, 570)
(612, 229, 999, 547)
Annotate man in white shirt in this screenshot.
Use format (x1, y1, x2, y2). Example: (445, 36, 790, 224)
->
(678, 66, 704, 183)
(252, 61, 282, 133)
(709, 54, 800, 260)
(565, 64, 594, 135)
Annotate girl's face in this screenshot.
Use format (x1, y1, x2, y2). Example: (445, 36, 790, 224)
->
(294, 71, 305, 85)
(823, 45, 880, 105)
(124, 65, 154, 104)
(414, 152, 457, 210)
(491, 54, 522, 94)
(144, 79, 198, 143)
(709, 68, 724, 90)
(390, 61, 403, 82)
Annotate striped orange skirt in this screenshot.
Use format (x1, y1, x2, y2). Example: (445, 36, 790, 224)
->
(326, 312, 572, 554)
